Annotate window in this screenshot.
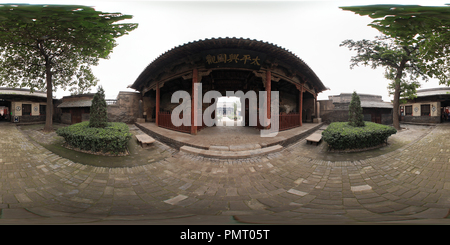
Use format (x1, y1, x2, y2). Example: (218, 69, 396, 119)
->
(22, 104, 31, 116)
(405, 105, 412, 116)
(39, 105, 46, 116)
(421, 104, 430, 116)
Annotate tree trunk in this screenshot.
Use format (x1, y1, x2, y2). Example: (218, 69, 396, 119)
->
(392, 60, 407, 130)
(392, 79, 401, 130)
(43, 64, 53, 132)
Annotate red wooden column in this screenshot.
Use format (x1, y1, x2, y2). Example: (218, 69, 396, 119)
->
(191, 68, 198, 135)
(266, 70, 271, 129)
(299, 84, 303, 126)
(156, 81, 160, 126)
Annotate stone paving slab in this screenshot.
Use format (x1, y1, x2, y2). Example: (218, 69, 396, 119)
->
(0, 122, 450, 225)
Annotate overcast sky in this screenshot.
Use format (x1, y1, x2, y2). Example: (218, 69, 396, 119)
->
(10, 0, 450, 101)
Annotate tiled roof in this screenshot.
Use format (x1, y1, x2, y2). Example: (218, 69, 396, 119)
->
(57, 100, 92, 108)
(361, 101, 393, 108)
(415, 87, 450, 97)
(131, 37, 327, 92)
(0, 87, 46, 98)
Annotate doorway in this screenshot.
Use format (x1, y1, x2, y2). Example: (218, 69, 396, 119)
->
(0, 100, 11, 122)
(441, 100, 450, 123)
(216, 96, 243, 127)
(71, 108, 82, 124)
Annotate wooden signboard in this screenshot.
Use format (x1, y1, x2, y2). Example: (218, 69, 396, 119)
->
(202, 49, 267, 70)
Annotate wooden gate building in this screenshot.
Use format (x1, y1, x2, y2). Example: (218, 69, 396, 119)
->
(130, 37, 328, 134)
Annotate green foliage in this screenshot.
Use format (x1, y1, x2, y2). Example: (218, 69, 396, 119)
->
(56, 121, 132, 154)
(0, 4, 138, 131)
(340, 4, 450, 130)
(348, 91, 365, 127)
(340, 5, 450, 44)
(388, 80, 420, 104)
(340, 4, 450, 85)
(89, 86, 108, 128)
(322, 122, 397, 151)
(0, 4, 138, 92)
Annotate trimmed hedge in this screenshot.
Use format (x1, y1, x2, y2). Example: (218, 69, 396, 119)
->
(322, 122, 397, 151)
(56, 121, 132, 154)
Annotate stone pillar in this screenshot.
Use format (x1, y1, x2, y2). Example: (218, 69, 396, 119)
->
(191, 68, 198, 135)
(156, 81, 160, 126)
(316, 101, 321, 118)
(136, 99, 145, 123)
(313, 95, 322, 123)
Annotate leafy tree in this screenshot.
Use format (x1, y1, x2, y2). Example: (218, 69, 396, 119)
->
(340, 4, 450, 130)
(89, 86, 108, 128)
(340, 36, 425, 129)
(0, 4, 138, 131)
(348, 91, 365, 127)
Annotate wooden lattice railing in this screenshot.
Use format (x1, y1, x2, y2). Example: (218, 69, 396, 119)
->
(158, 111, 191, 133)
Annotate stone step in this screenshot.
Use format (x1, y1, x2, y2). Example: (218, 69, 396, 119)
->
(180, 144, 283, 159)
(209, 143, 261, 152)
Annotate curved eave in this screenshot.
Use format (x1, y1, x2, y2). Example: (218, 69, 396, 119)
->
(131, 37, 327, 93)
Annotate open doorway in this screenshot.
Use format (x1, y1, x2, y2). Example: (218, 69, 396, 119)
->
(216, 96, 243, 127)
(0, 99, 11, 122)
(441, 100, 450, 123)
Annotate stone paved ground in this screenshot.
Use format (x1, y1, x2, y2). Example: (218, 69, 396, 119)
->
(0, 122, 450, 224)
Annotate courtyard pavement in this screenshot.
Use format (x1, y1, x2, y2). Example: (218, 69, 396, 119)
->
(0, 122, 450, 225)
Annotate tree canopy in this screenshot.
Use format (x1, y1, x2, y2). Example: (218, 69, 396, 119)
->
(340, 4, 450, 82)
(340, 4, 450, 129)
(340, 4, 450, 38)
(0, 4, 138, 131)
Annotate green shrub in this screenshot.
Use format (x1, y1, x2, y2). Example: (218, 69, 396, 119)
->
(89, 86, 108, 128)
(348, 91, 365, 127)
(56, 121, 132, 154)
(322, 122, 397, 151)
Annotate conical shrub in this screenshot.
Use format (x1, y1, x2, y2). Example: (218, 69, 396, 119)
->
(89, 86, 108, 128)
(348, 91, 365, 127)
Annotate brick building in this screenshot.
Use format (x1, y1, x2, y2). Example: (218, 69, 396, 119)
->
(0, 87, 50, 124)
(320, 93, 393, 125)
(400, 87, 450, 124)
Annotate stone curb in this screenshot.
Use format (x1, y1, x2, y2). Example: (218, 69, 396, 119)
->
(180, 144, 283, 159)
(209, 143, 262, 152)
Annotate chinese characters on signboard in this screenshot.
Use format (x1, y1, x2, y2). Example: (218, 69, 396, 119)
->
(206, 54, 260, 66)
(202, 49, 266, 70)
